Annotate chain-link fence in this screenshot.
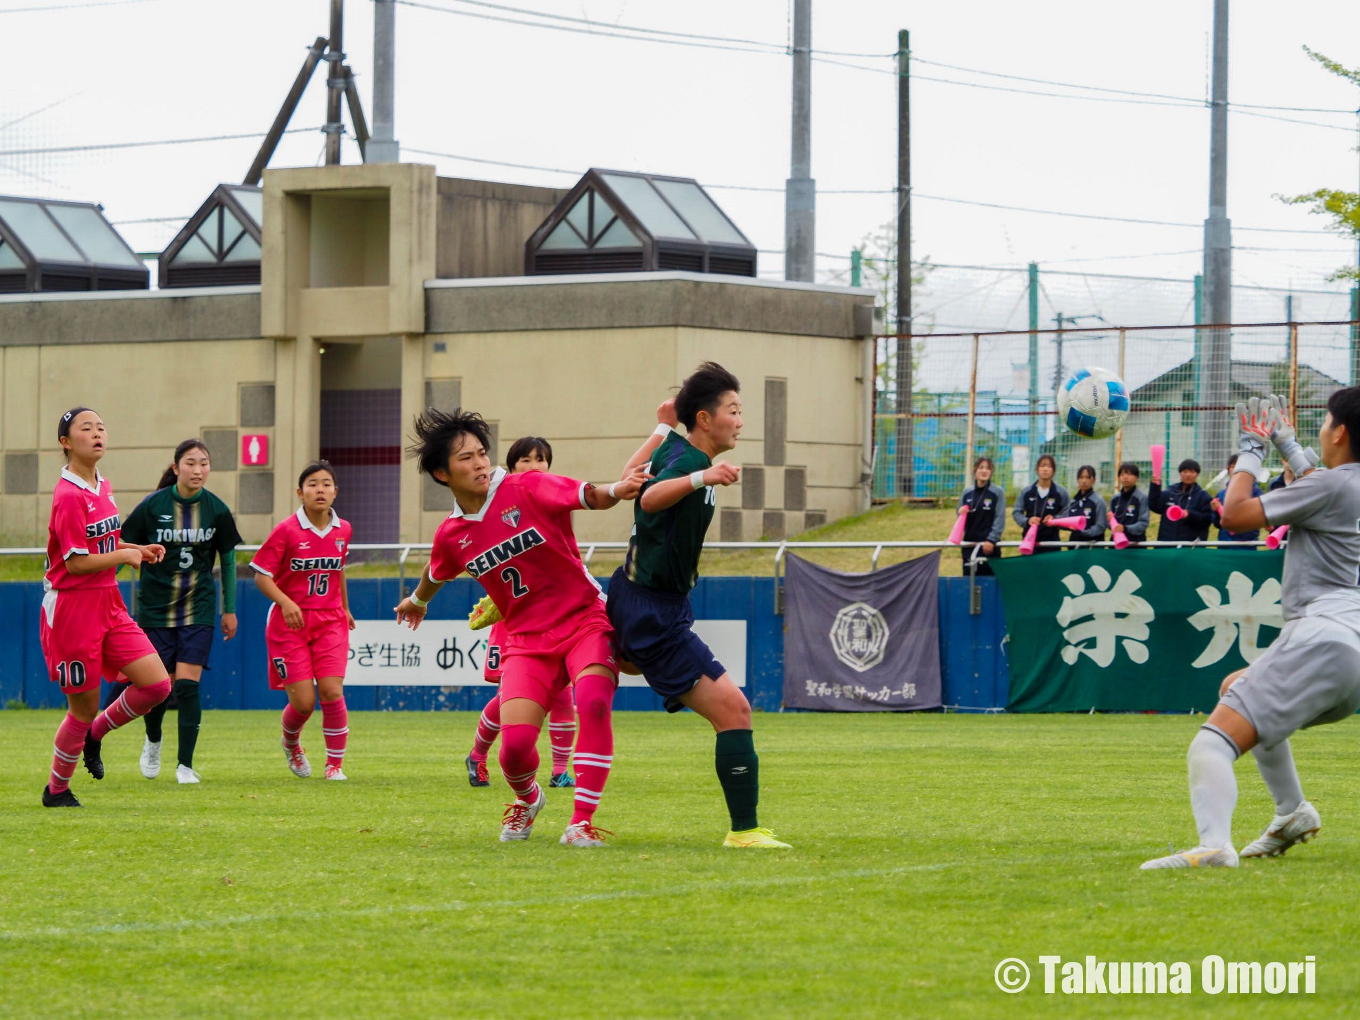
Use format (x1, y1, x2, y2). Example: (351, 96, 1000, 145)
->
(875, 317, 1360, 501)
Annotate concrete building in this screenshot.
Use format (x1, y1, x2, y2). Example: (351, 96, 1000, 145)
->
(0, 163, 879, 546)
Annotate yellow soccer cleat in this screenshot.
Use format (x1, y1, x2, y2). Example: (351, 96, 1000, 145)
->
(468, 594, 503, 631)
(723, 827, 792, 849)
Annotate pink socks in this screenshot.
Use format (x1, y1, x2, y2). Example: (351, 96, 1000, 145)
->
(470, 694, 501, 764)
(548, 685, 576, 777)
(90, 679, 171, 741)
(49, 712, 91, 794)
(320, 697, 349, 769)
(569, 674, 615, 825)
(282, 702, 312, 749)
(498, 723, 542, 805)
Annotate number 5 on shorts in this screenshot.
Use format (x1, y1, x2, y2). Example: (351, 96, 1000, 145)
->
(272, 657, 288, 681)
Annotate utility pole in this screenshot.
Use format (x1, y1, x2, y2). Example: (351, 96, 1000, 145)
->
(893, 29, 913, 499)
(324, 0, 346, 165)
(1202, 0, 1232, 470)
(368, 0, 399, 162)
(1027, 261, 1039, 463)
(784, 0, 814, 282)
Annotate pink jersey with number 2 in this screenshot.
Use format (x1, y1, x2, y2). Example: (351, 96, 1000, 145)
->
(429, 469, 603, 638)
(250, 507, 352, 609)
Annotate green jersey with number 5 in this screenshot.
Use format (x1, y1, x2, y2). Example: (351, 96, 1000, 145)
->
(121, 486, 242, 627)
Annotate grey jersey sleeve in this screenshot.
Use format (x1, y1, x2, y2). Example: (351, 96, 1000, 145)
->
(1080, 493, 1107, 539)
(1012, 491, 1030, 530)
(1258, 469, 1337, 529)
(988, 485, 1007, 543)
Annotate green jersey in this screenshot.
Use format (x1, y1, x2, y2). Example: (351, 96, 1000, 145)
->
(122, 486, 242, 627)
(625, 431, 714, 594)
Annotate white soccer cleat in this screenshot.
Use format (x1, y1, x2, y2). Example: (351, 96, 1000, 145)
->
(1240, 801, 1321, 859)
(1140, 844, 1239, 870)
(324, 764, 348, 781)
(175, 764, 201, 785)
(282, 738, 311, 778)
(560, 821, 612, 847)
(499, 786, 547, 842)
(140, 738, 162, 779)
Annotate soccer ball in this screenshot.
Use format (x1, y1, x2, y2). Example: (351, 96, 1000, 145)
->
(1057, 366, 1130, 439)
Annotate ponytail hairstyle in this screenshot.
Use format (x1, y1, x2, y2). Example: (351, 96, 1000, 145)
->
(159, 438, 211, 490)
(57, 406, 95, 460)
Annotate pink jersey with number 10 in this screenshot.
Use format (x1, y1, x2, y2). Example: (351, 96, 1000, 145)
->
(249, 507, 352, 609)
(429, 468, 603, 638)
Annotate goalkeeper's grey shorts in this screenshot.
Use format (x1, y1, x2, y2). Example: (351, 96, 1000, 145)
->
(1221, 613, 1360, 750)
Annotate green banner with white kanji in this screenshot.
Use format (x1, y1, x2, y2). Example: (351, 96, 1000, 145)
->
(991, 549, 1285, 713)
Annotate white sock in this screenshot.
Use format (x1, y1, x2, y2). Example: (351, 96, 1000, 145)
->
(1252, 739, 1303, 817)
(1188, 726, 1239, 848)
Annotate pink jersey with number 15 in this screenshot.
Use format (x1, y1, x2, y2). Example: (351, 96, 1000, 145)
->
(250, 507, 352, 610)
(429, 469, 603, 638)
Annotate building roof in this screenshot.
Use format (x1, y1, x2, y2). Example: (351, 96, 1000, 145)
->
(0, 195, 147, 292)
(159, 184, 262, 289)
(1132, 357, 1345, 400)
(525, 169, 756, 278)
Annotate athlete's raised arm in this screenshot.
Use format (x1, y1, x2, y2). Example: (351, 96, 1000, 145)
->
(640, 461, 740, 515)
(621, 399, 679, 479)
(583, 465, 652, 510)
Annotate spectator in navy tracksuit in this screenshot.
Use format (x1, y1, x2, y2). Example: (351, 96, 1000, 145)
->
(1013, 454, 1069, 553)
(957, 456, 1006, 576)
(1108, 461, 1151, 547)
(1061, 465, 1107, 545)
(1148, 457, 1213, 544)
(1211, 454, 1263, 543)
(1268, 466, 1293, 492)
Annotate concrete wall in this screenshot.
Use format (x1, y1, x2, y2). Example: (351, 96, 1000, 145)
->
(435, 177, 568, 280)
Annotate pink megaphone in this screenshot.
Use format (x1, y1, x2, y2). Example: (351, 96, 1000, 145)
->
(947, 507, 969, 545)
(1113, 530, 1131, 549)
(1150, 443, 1166, 480)
(1019, 522, 1040, 555)
(1165, 504, 1186, 521)
(1048, 515, 1089, 530)
(1266, 524, 1289, 550)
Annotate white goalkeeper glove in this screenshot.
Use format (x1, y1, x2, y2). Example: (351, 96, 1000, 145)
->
(1234, 396, 1271, 477)
(1265, 394, 1318, 476)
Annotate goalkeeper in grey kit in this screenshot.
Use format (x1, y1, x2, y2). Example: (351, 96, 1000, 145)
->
(1143, 391, 1360, 869)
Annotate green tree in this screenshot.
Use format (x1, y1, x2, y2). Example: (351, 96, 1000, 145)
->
(1281, 48, 1360, 282)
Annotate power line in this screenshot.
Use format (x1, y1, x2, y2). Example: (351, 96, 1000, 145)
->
(0, 126, 318, 157)
(0, 0, 158, 12)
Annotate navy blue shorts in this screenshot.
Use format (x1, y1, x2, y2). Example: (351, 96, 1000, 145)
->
(606, 568, 724, 713)
(146, 624, 215, 671)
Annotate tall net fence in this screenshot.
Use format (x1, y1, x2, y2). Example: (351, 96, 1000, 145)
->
(875, 318, 1360, 501)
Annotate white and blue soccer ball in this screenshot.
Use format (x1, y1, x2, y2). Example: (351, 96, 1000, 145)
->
(1057, 366, 1130, 439)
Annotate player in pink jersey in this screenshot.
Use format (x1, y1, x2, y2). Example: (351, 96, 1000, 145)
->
(250, 460, 356, 781)
(40, 407, 173, 807)
(466, 436, 578, 790)
(396, 408, 648, 846)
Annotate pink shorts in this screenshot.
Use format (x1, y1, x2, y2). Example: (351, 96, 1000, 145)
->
(266, 606, 349, 690)
(39, 587, 157, 692)
(500, 606, 617, 711)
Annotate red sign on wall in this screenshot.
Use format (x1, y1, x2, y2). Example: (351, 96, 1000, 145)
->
(242, 434, 269, 467)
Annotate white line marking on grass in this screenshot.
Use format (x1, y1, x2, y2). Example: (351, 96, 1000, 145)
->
(0, 861, 966, 943)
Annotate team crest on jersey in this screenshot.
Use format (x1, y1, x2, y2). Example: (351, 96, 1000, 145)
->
(501, 506, 522, 528)
(335, 538, 346, 552)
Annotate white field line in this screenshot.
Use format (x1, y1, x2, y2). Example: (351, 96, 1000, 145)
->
(2, 860, 968, 943)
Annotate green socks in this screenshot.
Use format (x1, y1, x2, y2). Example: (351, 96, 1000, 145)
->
(175, 679, 201, 768)
(715, 728, 760, 832)
(143, 695, 167, 744)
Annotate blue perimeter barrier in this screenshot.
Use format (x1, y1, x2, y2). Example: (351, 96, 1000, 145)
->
(0, 576, 1010, 712)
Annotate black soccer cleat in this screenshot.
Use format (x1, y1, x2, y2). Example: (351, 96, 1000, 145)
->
(83, 733, 104, 780)
(43, 785, 82, 808)
(466, 754, 489, 788)
(549, 771, 576, 789)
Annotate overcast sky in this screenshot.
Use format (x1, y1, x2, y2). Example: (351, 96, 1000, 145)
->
(2, 0, 1358, 325)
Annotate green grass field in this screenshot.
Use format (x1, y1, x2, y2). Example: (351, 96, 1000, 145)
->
(2, 711, 1357, 1018)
